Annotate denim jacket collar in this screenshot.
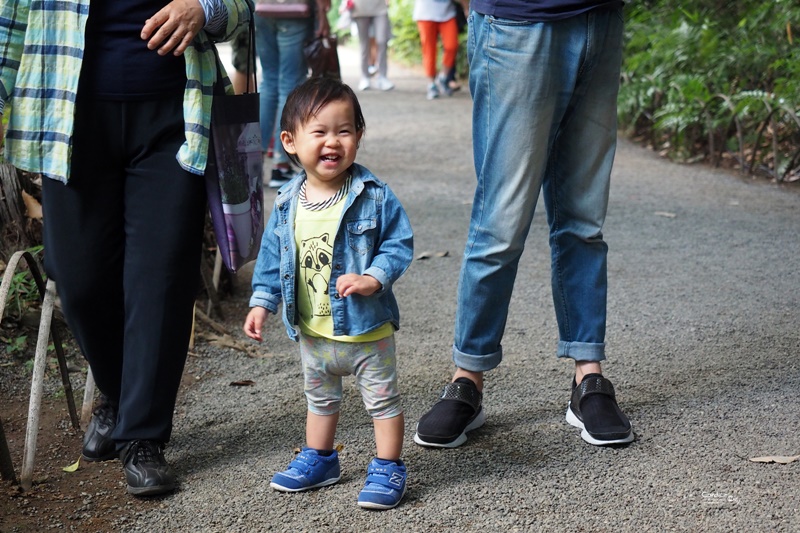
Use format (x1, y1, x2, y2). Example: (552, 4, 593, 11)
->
(274, 163, 376, 206)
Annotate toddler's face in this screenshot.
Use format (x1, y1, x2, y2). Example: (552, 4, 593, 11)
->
(281, 99, 362, 190)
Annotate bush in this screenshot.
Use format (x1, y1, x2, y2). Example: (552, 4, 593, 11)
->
(620, 1, 800, 181)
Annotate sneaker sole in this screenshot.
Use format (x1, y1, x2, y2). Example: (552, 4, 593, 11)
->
(81, 452, 119, 463)
(269, 475, 341, 492)
(565, 402, 634, 446)
(413, 408, 486, 448)
(127, 482, 176, 496)
(358, 486, 407, 510)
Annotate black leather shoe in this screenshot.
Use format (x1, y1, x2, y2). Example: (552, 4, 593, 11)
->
(81, 397, 118, 462)
(121, 440, 176, 496)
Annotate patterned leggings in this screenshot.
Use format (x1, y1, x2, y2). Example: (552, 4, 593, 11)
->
(299, 333, 402, 419)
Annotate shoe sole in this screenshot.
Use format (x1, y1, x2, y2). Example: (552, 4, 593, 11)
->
(565, 402, 634, 446)
(81, 452, 118, 463)
(269, 475, 341, 492)
(358, 486, 407, 510)
(127, 482, 176, 496)
(413, 408, 486, 448)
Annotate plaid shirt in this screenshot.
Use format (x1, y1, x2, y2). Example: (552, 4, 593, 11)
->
(0, 0, 253, 183)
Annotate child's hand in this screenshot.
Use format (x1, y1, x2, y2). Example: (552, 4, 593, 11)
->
(243, 306, 269, 342)
(336, 274, 381, 297)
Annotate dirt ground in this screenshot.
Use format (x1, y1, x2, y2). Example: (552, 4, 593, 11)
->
(0, 298, 245, 533)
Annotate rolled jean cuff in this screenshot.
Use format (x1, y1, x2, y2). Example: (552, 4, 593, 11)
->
(452, 344, 502, 373)
(557, 341, 606, 362)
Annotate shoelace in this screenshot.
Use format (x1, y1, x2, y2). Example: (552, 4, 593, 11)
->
(127, 441, 161, 466)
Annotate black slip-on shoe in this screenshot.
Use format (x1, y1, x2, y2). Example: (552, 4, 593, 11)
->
(121, 440, 176, 496)
(566, 373, 634, 445)
(81, 397, 118, 462)
(414, 378, 485, 448)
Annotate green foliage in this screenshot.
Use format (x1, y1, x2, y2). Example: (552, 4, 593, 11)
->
(2, 334, 28, 355)
(620, 1, 800, 179)
(389, 0, 422, 65)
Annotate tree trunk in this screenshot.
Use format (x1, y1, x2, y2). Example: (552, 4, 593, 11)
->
(0, 162, 41, 263)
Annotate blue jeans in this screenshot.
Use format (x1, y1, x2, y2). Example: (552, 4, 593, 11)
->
(254, 16, 312, 164)
(453, 8, 624, 371)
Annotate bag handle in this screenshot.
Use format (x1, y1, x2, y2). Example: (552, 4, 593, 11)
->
(211, 14, 257, 96)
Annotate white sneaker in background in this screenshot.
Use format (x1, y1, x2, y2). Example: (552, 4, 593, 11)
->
(358, 77, 371, 91)
(375, 77, 394, 91)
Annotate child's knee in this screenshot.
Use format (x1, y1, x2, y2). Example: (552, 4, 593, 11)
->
(365, 393, 402, 419)
(306, 398, 341, 416)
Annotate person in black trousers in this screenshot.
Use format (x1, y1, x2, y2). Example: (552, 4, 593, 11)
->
(0, 0, 253, 496)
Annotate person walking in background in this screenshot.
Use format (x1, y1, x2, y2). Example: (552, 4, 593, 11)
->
(414, 0, 634, 449)
(443, 0, 468, 92)
(351, 0, 394, 91)
(243, 78, 413, 509)
(254, 0, 331, 188)
(413, 0, 459, 100)
(0, 0, 253, 496)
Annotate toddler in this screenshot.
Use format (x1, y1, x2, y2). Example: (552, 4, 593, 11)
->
(243, 77, 413, 510)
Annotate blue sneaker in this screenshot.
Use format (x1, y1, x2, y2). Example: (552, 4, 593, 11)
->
(357, 458, 407, 510)
(269, 448, 341, 492)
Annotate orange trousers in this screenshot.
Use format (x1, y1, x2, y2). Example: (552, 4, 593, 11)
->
(417, 18, 459, 79)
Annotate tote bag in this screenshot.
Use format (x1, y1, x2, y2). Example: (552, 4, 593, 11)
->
(206, 19, 264, 273)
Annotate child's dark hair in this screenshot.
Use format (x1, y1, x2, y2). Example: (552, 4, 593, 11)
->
(280, 78, 366, 166)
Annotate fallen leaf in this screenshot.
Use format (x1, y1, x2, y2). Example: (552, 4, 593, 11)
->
(749, 454, 800, 464)
(654, 211, 677, 219)
(416, 250, 450, 260)
(62, 457, 81, 472)
(21, 190, 43, 220)
(229, 379, 255, 387)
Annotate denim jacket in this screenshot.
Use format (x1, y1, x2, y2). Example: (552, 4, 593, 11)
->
(249, 163, 414, 341)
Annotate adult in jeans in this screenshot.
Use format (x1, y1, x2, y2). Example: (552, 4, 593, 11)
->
(254, 0, 331, 188)
(351, 0, 394, 91)
(0, 0, 253, 495)
(414, 1, 634, 449)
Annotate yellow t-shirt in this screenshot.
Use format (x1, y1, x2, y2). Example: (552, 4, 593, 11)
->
(295, 198, 393, 342)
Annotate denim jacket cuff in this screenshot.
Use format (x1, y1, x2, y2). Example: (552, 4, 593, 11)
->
(363, 266, 389, 295)
(249, 291, 279, 313)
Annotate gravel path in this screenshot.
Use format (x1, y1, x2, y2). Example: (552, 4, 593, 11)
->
(127, 44, 800, 532)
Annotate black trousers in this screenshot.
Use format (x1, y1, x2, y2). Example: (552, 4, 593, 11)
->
(42, 95, 206, 446)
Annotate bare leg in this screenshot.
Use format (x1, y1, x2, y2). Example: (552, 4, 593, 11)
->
(306, 411, 339, 451)
(452, 362, 600, 391)
(453, 368, 484, 392)
(373, 413, 404, 461)
(575, 361, 602, 384)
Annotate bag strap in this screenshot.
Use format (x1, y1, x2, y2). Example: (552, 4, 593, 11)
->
(211, 14, 257, 96)
(244, 16, 256, 92)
